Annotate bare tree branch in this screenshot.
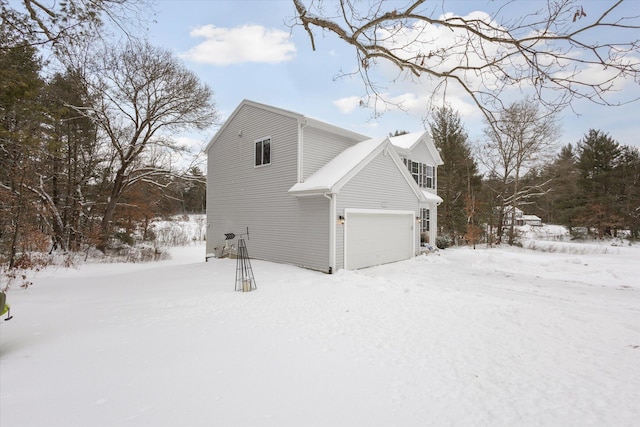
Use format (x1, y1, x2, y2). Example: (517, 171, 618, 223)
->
(1, 0, 153, 51)
(291, 0, 640, 128)
(66, 40, 219, 250)
(480, 98, 560, 244)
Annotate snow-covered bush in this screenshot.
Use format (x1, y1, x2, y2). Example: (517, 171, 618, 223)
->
(97, 243, 170, 263)
(436, 235, 453, 249)
(0, 253, 52, 291)
(150, 215, 206, 247)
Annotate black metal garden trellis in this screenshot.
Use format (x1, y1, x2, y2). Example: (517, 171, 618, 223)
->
(225, 228, 256, 292)
(235, 238, 256, 292)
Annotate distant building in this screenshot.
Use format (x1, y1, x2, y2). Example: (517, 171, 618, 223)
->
(522, 214, 542, 226)
(503, 206, 542, 227)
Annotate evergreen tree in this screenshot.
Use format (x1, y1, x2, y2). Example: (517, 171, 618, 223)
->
(576, 129, 623, 237)
(616, 145, 640, 239)
(37, 70, 101, 251)
(181, 167, 207, 214)
(537, 143, 581, 227)
(429, 106, 481, 243)
(388, 130, 409, 137)
(0, 33, 47, 266)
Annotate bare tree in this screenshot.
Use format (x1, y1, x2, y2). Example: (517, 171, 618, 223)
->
(292, 0, 640, 127)
(77, 40, 219, 251)
(0, 0, 151, 50)
(481, 98, 559, 244)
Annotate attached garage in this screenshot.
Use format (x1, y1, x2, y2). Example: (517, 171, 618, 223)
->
(288, 133, 432, 272)
(344, 209, 416, 270)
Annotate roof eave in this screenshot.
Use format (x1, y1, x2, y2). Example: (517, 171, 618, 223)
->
(305, 117, 371, 142)
(288, 185, 335, 196)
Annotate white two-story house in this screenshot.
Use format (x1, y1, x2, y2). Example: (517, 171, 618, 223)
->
(206, 100, 443, 272)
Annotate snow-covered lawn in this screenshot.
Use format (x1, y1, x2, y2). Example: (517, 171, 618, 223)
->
(1, 242, 639, 426)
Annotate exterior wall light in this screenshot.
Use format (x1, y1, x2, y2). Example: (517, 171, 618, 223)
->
(416, 216, 422, 223)
(338, 215, 345, 225)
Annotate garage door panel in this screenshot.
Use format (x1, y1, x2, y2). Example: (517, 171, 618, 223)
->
(346, 212, 414, 270)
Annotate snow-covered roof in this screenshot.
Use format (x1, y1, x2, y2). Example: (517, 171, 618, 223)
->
(504, 206, 524, 214)
(389, 131, 444, 166)
(289, 137, 387, 195)
(523, 215, 542, 221)
(389, 131, 428, 150)
(422, 190, 443, 205)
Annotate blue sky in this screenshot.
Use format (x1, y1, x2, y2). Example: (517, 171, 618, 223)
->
(146, 0, 640, 153)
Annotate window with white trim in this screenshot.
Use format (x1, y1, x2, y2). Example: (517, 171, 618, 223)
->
(403, 158, 434, 189)
(420, 208, 430, 233)
(255, 137, 271, 167)
(425, 165, 434, 188)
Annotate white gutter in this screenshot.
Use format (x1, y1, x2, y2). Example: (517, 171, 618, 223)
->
(323, 192, 336, 274)
(297, 119, 307, 183)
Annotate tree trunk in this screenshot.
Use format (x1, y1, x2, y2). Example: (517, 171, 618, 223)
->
(97, 168, 128, 252)
(8, 172, 26, 269)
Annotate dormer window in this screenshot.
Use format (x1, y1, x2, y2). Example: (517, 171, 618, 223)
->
(403, 158, 434, 189)
(255, 137, 271, 167)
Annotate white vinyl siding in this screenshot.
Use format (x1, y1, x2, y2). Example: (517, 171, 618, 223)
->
(207, 100, 435, 273)
(301, 126, 362, 181)
(207, 104, 331, 272)
(402, 141, 440, 192)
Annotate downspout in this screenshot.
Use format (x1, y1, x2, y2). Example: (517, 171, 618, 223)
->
(432, 200, 441, 248)
(323, 192, 336, 274)
(433, 165, 440, 247)
(297, 119, 307, 183)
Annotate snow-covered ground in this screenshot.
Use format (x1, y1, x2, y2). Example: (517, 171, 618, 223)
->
(1, 236, 639, 426)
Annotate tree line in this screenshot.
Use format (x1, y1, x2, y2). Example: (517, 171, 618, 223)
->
(1, 2, 216, 268)
(2, 0, 639, 270)
(429, 103, 640, 247)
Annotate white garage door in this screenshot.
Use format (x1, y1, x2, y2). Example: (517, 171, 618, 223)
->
(345, 210, 415, 270)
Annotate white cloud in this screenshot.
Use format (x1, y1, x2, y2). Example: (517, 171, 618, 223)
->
(180, 24, 296, 65)
(333, 96, 363, 114)
(375, 11, 513, 94)
(334, 8, 639, 138)
(329, 11, 515, 124)
(340, 86, 478, 116)
(373, 9, 640, 115)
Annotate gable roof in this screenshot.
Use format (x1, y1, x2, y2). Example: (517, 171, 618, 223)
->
(205, 100, 302, 153)
(207, 100, 441, 204)
(389, 131, 425, 149)
(389, 131, 444, 166)
(304, 116, 370, 143)
(289, 137, 429, 203)
(205, 99, 369, 153)
(288, 137, 387, 195)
